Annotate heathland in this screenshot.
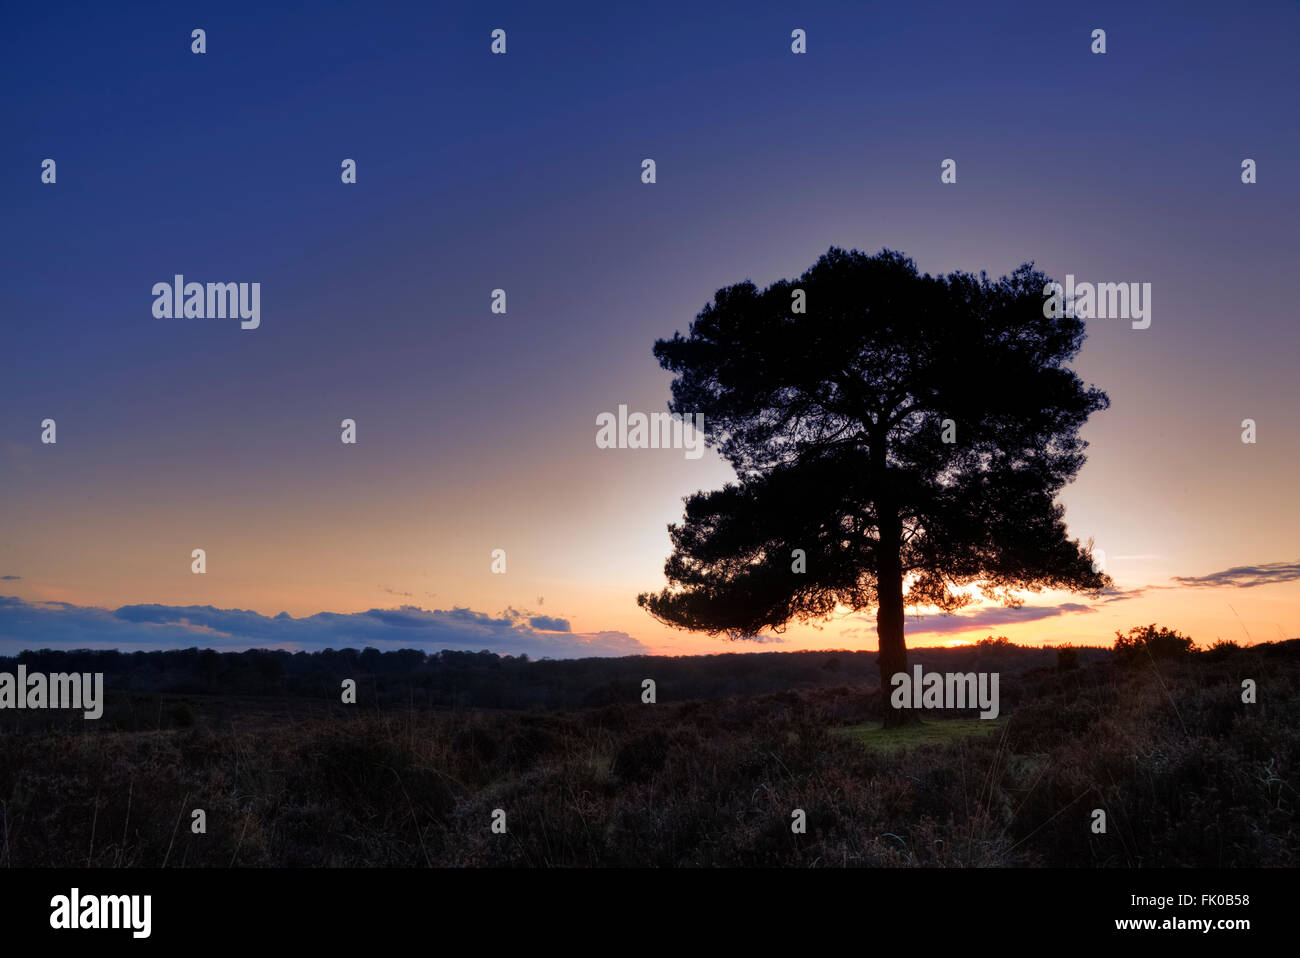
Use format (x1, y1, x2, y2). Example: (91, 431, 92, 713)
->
(0, 633, 1294, 867)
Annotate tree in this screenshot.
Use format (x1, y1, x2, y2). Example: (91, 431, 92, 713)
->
(637, 247, 1112, 726)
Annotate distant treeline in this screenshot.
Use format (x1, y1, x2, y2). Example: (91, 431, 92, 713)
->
(1, 640, 1115, 712)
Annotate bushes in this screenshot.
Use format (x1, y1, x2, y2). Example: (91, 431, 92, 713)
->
(1113, 624, 1195, 663)
(1203, 639, 1243, 662)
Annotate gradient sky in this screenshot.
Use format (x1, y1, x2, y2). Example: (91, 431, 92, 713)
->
(2, 1, 1298, 657)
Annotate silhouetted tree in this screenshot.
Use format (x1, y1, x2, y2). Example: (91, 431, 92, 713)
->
(638, 247, 1111, 726)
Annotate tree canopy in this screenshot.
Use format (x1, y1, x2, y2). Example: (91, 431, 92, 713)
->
(638, 247, 1111, 722)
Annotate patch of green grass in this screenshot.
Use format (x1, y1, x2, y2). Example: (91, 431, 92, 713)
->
(833, 716, 1007, 754)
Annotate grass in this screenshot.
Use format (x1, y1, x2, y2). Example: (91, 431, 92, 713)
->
(833, 716, 1007, 754)
(0, 640, 1296, 866)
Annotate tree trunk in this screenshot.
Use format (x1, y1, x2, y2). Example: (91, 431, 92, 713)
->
(875, 500, 914, 728)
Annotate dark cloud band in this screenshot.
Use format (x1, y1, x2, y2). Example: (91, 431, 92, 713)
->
(0, 596, 643, 659)
(1172, 561, 1300, 590)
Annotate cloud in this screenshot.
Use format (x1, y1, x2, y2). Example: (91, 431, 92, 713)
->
(904, 601, 1096, 635)
(1171, 560, 1300, 590)
(528, 615, 571, 632)
(1096, 586, 1148, 603)
(0, 596, 646, 658)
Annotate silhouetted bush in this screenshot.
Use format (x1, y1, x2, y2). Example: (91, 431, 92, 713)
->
(1113, 624, 1195, 663)
(1202, 638, 1243, 661)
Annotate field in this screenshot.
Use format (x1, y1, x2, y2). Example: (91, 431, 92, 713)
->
(0, 639, 1295, 867)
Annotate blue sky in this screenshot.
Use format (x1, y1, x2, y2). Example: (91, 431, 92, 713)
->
(2, 1, 1298, 657)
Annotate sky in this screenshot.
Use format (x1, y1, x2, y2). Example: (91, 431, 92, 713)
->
(2, 1, 1298, 658)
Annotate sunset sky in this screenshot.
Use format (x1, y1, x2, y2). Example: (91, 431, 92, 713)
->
(3, 1, 1298, 657)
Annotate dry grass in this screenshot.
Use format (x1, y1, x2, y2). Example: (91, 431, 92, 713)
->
(0, 642, 1295, 867)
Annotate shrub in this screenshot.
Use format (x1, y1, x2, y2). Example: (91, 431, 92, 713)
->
(1202, 638, 1242, 661)
(1113, 624, 1194, 663)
